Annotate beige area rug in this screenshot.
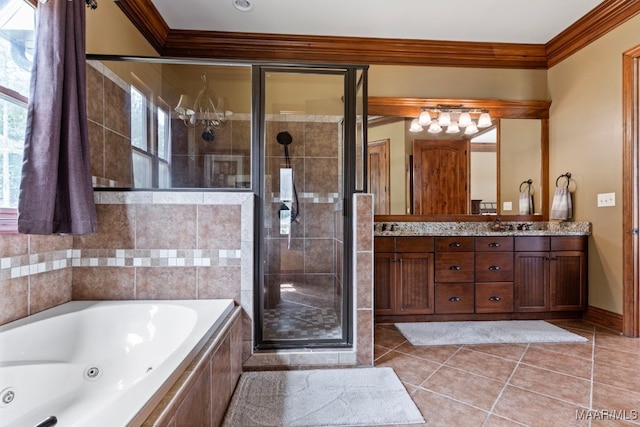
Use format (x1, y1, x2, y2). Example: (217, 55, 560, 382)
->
(395, 320, 588, 346)
(222, 367, 424, 426)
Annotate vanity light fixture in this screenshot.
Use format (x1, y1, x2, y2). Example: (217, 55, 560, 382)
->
(410, 105, 492, 135)
(174, 75, 232, 136)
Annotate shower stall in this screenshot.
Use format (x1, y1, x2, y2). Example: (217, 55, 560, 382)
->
(254, 64, 367, 350)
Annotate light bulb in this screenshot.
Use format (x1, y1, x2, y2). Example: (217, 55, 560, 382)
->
(458, 112, 472, 127)
(418, 111, 431, 126)
(437, 112, 451, 127)
(478, 112, 492, 128)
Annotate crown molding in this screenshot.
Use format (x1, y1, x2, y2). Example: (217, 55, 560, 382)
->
(114, 0, 640, 70)
(114, 0, 169, 54)
(161, 30, 547, 69)
(546, 0, 640, 67)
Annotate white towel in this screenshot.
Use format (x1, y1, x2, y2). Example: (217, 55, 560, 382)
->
(550, 186, 572, 220)
(519, 192, 534, 215)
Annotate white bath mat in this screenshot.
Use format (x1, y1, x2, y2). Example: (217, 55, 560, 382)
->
(395, 320, 588, 346)
(222, 367, 424, 426)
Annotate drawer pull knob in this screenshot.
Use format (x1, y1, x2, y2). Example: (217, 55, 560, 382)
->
(488, 242, 501, 247)
(449, 265, 462, 270)
(488, 265, 501, 271)
(449, 242, 462, 247)
(449, 296, 461, 302)
(489, 296, 502, 302)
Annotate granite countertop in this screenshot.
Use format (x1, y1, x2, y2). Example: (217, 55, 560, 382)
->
(374, 221, 591, 237)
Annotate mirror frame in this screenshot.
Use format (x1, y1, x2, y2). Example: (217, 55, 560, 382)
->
(368, 97, 551, 222)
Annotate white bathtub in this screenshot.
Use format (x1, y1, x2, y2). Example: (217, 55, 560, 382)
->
(0, 299, 235, 427)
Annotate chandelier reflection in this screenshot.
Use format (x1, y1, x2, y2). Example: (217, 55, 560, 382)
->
(174, 75, 232, 141)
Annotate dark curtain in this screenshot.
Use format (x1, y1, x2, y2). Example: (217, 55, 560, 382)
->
(18, 0, 97, 235)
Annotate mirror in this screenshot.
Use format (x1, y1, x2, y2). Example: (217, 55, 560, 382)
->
(367, 97, 550, 220)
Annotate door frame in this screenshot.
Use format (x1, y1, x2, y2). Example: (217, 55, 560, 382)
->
(367, 138, 390, 214)
(622, 46, 640, 337)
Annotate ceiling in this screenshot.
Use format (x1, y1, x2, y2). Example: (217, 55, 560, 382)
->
(150, 0, 604, 44)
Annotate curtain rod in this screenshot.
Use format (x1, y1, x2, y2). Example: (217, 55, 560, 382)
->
(38, 0, 98, 9)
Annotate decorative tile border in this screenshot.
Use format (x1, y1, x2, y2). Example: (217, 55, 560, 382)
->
(0, 248, 241, 280)
(270, 192, 340, 204)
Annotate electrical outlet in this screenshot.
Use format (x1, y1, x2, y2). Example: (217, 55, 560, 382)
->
(597, 192, 615, 207)
(503, 201, 512, 211)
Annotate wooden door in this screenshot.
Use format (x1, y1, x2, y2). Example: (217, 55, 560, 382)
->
(413, 139, 469, 214)
(368, 139, 390, 214)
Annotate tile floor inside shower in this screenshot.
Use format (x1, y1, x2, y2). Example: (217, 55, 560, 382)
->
(263, 280, 342, 340)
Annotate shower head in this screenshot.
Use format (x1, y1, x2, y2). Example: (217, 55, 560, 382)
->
(276, 131, 293, 146)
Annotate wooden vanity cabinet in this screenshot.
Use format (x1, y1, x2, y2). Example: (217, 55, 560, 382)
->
(374, 237, 435, 316)
(435, 237, 475, 314)
(514, 236, 588, 312)
(374, 233, 588, 322)
(475, 236, 514, 313)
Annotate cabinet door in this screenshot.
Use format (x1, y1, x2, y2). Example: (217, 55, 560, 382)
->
(550, 250, 587, 311)
(397, 252, 435, 314)
(514, 251, 549, 312)
(374, 252, 396, 316)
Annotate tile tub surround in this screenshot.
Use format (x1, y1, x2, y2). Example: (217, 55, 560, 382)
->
(1, 191, 375, 368)
(0, 233, 73, 325)
(374, 221, 592, 237)
(142, 306, 243, 427)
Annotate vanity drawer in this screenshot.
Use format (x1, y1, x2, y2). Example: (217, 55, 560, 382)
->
(475, 236, 514, 252)
(435, 236, 475, 252)
(475, 252, 514, 282)
(396, 236, 435, 252)
(436, 283, 475, 313)
(435, 252, 475, 282)
(475, 282, 514, 313)
(374, 237, 395, 253)
(551, 236, 587, 251)
(515, 236, 550, 252)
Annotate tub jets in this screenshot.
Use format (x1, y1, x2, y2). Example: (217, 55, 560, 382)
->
(34, 416, 58, 427)
(1, 387, 15, 406)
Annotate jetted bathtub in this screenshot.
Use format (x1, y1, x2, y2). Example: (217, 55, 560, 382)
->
(0, 299, 235, 427)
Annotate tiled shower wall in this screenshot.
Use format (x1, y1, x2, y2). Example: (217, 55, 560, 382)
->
(263, 119, 343, 313)
(86, 61, 133, 188)
(0, 192, 373, 366)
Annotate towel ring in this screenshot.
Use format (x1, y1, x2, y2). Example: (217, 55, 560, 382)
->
(519, 179, 533, 193)
(555, 172, 571, 187)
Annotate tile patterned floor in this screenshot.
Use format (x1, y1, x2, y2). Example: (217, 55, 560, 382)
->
(374, 320, 640, 427)
(263, 305, 342, 339)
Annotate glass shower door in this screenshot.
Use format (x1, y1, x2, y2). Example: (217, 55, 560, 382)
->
(257, 66, 350, 347)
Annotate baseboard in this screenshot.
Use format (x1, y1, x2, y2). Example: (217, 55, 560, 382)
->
(583, 305, 623, 333)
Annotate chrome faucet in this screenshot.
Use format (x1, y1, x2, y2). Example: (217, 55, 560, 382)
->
(491, 217, 504, 231)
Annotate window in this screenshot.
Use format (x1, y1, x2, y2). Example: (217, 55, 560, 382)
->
(129, 81, 172, 188)
(130, 85, 152, 188)
(157, 103, 171, 188)
(0, 0, 35, 232)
